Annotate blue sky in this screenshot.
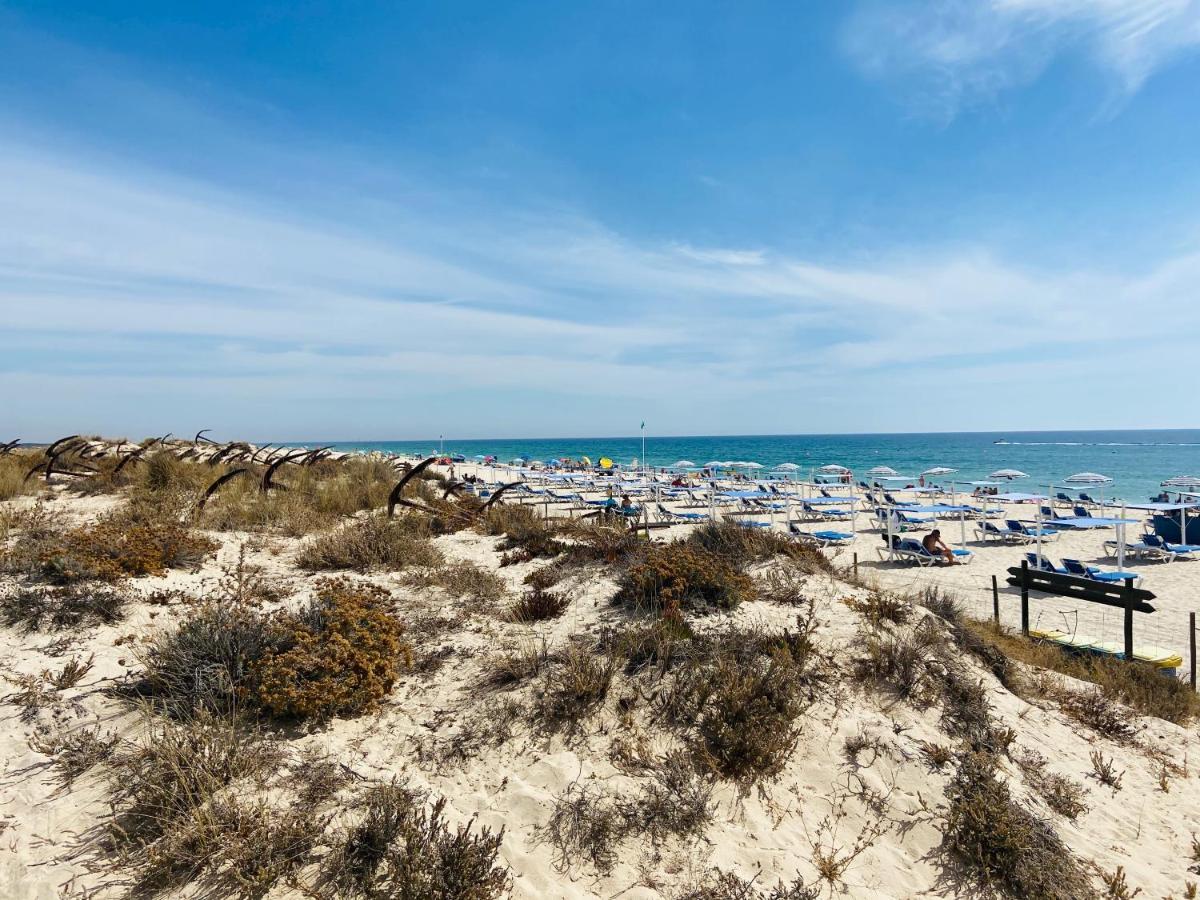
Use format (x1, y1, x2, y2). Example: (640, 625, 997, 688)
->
(3, 1, 1200, 441)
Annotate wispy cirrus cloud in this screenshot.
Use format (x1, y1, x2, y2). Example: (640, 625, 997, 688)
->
(4, 131, 1200, 438)
(843, 0, 1200, 116)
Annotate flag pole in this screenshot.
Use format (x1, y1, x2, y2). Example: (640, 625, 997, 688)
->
(640, 421, 646, 479)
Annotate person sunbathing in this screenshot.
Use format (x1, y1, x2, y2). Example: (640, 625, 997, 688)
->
(922, 529, 956, 564)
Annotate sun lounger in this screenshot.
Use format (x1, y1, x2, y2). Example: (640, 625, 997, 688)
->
(1024, 553, 1068, 575)
(1006, 520, 1059, 541)
(789, 523, 853, 546)
(656, 503, 709, 524)
(879, 535, 972, 565)
(1061, 558, 1142, 587)
(974, 521, 1013, 543)
(1147, 534, 1200, 558)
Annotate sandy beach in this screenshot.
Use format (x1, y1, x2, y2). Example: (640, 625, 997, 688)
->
(2, 442, 1199, 899)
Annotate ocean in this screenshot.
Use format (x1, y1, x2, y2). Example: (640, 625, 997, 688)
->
(306, 430, 1200, 504)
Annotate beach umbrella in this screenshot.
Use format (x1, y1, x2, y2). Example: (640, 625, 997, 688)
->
(739, 461, 763, 470)
(510, 457, 526, 465)
(704, 460, 725, 469)
(673, 460, 696, 468)
(989, 469, 1028, 480)
(867, 466, 900, 477)
(1063, 472, 1113, 485)
(599, 457, 613, 470)
(774, 462, 801, 471)
(1162, 475, 1200, 489)
(920, 466, 957, 476)
(818, 464, 850, 474)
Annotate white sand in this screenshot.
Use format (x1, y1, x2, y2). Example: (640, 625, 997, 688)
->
(2, 467, 1200, 898)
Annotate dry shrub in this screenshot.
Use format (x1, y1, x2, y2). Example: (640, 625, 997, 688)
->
(540, 641, 615, 724)
(405, 561, 508, 606)
(617, 541, 753, 614)
(675, 870, 819, 900)
(324, 780, 509, 899)
(7, 509, 216, 584)
(483, 638, 550, 688)
(137, 597, 283, 716)
(29, 721, 118, 786)
(1089, 750, 1124, 790)
(483, 503, 565, 560)
(844, 591, 912, 626)
(106, 711, 286, 895)
(556, 519, 640, 564)
(539, 781, 626, 874)
(956, 619, 1200, 725)
(1015, 749, 1088, 820)
(297, 513, 443, 572)
(200, 456, 400, 536)
(853, 618, 949, 706)
(248, 579, 410, 721)
(1057, 688, 1137, 741)
(756, 562, 811, 606)
(1, 582, 130, 632)
(612, 616, 695, 674)
(140, 578, 409, 721)
(686, 521, 830, 572)
(539, 755, 713, 876)
(941, 751, 1095, 900)
(626, 751, 714, 844)
(660, 621, 823, 784)
(523, 562, 565, 590)
(0, 451, 44, 500)
(506, 588, 569, 622)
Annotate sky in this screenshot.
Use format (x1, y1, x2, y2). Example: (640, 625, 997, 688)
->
(2, 0, 1200, 442)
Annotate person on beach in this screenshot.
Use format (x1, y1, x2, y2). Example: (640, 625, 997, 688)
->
(620, 494, 633, 511)
(922, 529, 956, 564)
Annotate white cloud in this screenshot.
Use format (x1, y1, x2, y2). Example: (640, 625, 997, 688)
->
(3, 132, 1199, 437)
(844, 0, 1200, 115)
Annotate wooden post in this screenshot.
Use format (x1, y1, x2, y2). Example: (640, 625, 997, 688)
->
(853, 552, 858, 577)
(1190, 611, 1197, 691)
(1020, 559, 1030, 636)
(1123, 576, 1135, 663)
(991, 575, 999, 625)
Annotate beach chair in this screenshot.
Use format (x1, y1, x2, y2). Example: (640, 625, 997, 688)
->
(789, 523, 852, 546)
(974, 521, 1018, 543)
(1103, 536, 1160, 561)
(656, 503, 709, 524)
(1006, 520, 1059, 541)
(1024, 552, 1068, 575)
(803, 502, 850, 521)
(1061, 558, 1142, 586)
(894, 510, 933, 529)
(1142, 534, 1198, 561)
(879, 535, 971, 566)
(1073, 506, 1093, 519)
(1079, 493, 1100, 505)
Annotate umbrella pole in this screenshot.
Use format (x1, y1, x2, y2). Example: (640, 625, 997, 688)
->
(886, 505, 894, 561)
(1119, 502, 1126, 571)
(1036, 503, 1044, 569)
(959, 508, 966, 549)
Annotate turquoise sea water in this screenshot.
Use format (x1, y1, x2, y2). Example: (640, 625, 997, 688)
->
(306, 430, 1200, 504)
